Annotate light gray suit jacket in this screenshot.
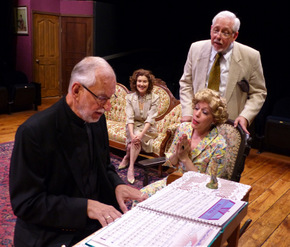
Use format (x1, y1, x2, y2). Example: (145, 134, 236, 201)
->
(179, 40, 267, 124)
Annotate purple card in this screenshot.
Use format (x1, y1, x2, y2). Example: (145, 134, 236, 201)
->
(198, 199, 235, 220)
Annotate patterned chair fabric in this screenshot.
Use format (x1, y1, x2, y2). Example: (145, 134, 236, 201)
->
(217, 120, 251, 181)
(105, 84, 128, 123)
(152, 104, 182, 156)
(152, 86, 170, 119)
(217, 123, 241, 180)
(105, 84, 129, 147)
(105, 81, 180, 157)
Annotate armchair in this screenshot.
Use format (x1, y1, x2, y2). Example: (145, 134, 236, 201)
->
(167, 119, 252, 236)
(3, 70, 41, 113)
(217, 119, 252, 182)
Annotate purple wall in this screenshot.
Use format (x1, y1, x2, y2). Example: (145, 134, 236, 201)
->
(60, 1, 94, 15)
(15, 0, 93, 81)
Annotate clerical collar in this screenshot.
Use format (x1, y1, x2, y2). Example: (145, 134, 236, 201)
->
(63, 98, 86, 128)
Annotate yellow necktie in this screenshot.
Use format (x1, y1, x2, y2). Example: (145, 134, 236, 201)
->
(208, 53, 222, 91)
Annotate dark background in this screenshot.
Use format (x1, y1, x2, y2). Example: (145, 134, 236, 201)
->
(93, 0, 289, 142)
(93, 1, 288, 99)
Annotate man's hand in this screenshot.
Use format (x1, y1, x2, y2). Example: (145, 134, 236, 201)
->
(181, 116, 192, 123)
(87, 199, 122, 227)
(234, 116, 249, 134)
(115, 184, 148, 213)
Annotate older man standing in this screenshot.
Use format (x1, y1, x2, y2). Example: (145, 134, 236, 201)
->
(9, 57, 147, 246)
(179, 10, 267, 134)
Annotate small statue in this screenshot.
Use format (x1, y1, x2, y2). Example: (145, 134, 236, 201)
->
(206, 174, 218, 189)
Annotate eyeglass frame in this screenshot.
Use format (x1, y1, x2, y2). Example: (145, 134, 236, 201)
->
(80, 83, 117, 106)
(211, 27, 235, 39)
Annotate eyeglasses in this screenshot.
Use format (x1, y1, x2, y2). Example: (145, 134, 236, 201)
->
(80, 84, 117, 106)
(212, 28, 234, 39)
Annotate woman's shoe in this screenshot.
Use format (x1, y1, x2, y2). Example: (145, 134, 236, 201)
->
(118, 159, 129, 170)
(127, 177, 135, 184)
(127, 169, 135, 184)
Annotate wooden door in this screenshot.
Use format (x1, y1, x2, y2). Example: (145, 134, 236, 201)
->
(33, 13, 60, 97)
(61, 16, 93, 95)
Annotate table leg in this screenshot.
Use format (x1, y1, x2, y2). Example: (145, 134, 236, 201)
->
(226, 224, 240, 247)
(143, 168, 149, 186)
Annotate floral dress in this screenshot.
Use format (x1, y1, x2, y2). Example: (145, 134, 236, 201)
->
(139, 122, 227, 198)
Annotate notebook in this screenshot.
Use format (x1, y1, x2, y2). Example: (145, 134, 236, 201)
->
(83, 174, 247, 247)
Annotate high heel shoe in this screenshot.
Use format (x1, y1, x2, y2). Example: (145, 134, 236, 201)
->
(118, 159, 129, 170)
(127, 177, 135, 184)
(127, 169, 135, 184)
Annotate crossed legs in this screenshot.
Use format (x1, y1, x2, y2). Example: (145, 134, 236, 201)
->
(127, 142, 141, 184)
(118, 144, 130, 170)
(119, 142, 141, 184)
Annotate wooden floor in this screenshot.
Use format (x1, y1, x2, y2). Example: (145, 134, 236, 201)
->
(1, 98, 289, 247)
(0, 97, 60, 143)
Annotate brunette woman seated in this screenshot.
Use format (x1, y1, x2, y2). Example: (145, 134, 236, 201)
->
(119, 69, 159, 184)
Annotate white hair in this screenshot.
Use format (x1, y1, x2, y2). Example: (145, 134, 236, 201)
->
(68, 56, 115, 93)
(212, 11, 240, 32)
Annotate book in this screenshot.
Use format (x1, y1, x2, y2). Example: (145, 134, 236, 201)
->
(85, 206, 221, 247)
(138, 185, 246, 228)
(81, 172, 248, 247)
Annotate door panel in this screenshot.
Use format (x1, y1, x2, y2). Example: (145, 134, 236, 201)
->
(61, 16, 93, 95)
(33, 13, 60, 97)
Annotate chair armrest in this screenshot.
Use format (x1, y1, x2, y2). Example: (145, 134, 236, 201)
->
(159, 123, 180, 156)
(137, 157, 166, 168)
(158, 130, 172, 156)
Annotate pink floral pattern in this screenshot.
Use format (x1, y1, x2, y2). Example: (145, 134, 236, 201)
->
(152, 86, 170, 117)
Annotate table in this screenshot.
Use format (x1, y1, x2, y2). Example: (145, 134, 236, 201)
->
(74, 172, 251, 247)
(211, 203, 248, 247)
(166, 171, 252, 246)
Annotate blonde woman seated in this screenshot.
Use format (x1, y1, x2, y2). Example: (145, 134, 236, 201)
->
(119, 69, 159, 184)
(139, 88, 228, 197)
